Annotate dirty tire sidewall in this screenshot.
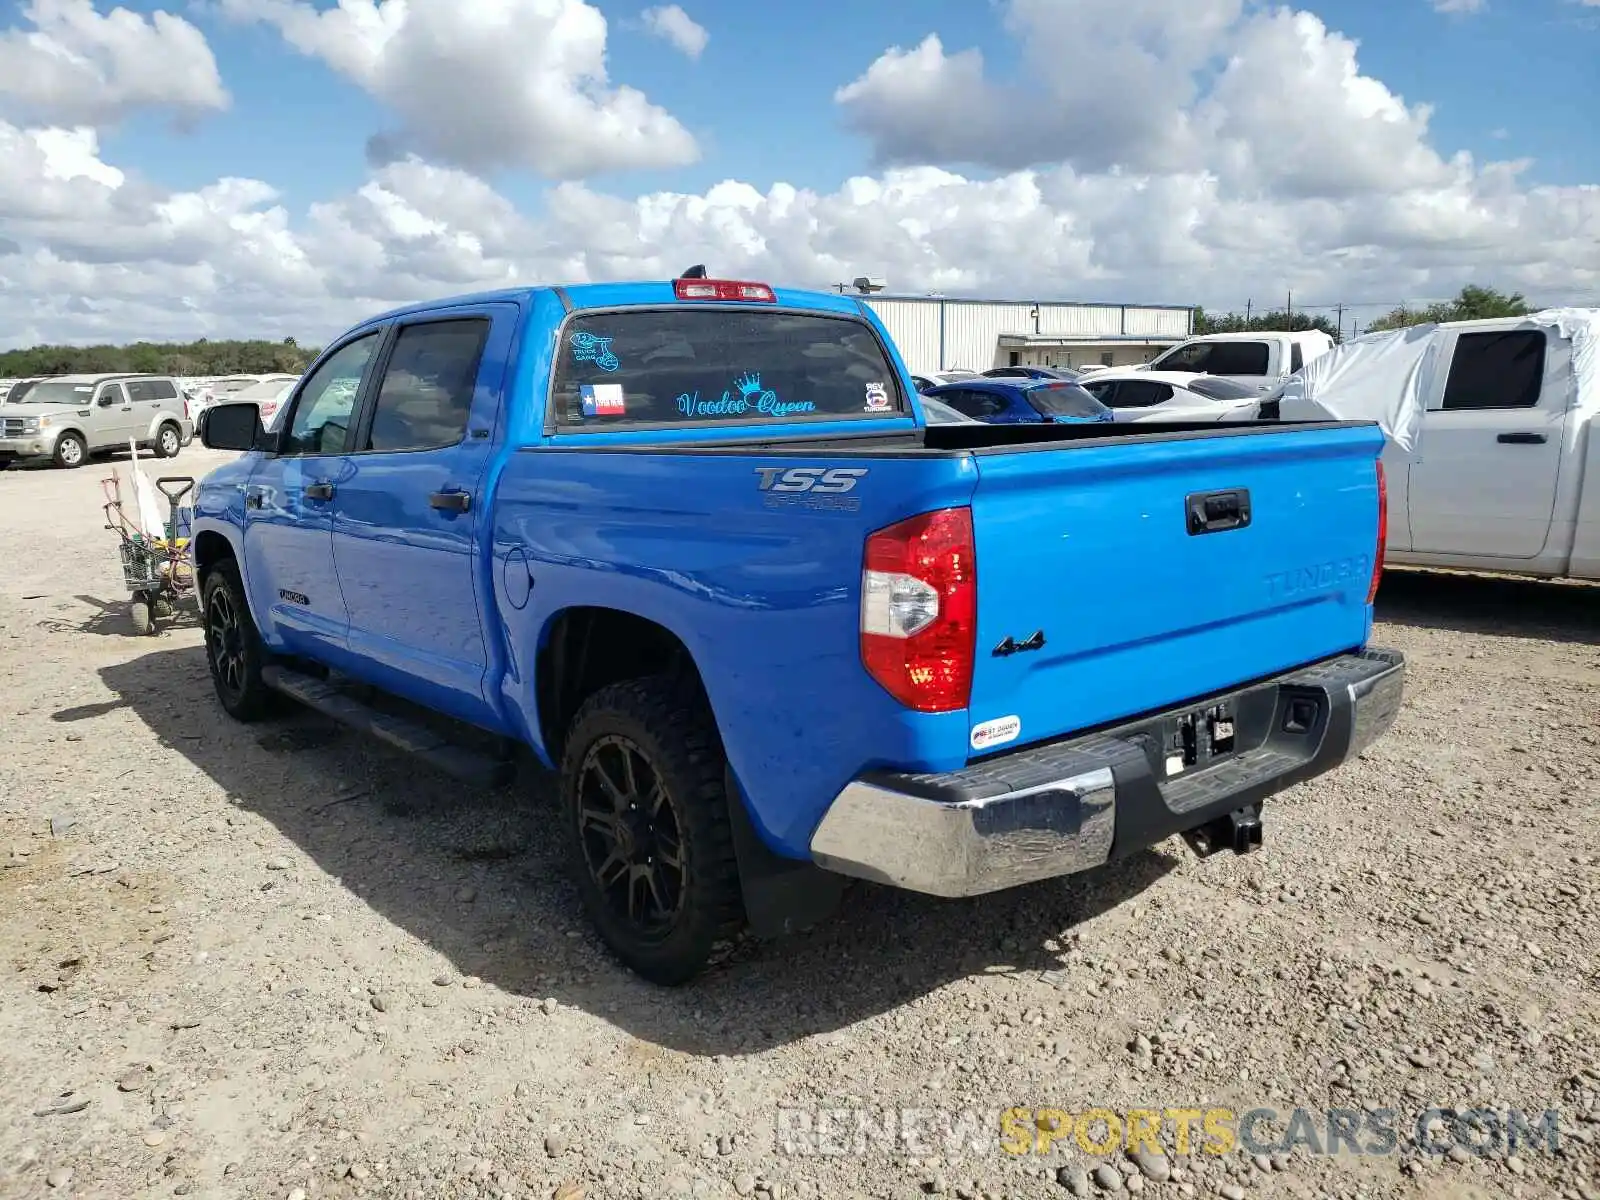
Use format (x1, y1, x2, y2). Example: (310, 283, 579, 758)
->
(559, 678, 744, 986)
(202, 559, 274, 722)
(156, 423, 181, 458)
(129, 595, 152, 636)
(54, 433, 86, 469)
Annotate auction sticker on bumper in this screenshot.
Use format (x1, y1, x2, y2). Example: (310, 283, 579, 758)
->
(970, 715, 1022, 751)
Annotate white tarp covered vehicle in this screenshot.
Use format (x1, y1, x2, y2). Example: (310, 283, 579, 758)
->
(1278, 309, 1600, 581)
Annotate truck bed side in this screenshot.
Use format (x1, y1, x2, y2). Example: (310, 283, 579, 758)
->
(489, 446, 979, 853)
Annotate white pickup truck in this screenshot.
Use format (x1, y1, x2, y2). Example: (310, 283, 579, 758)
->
(1132, 331, 1335, 392)
(1280, 312, 1599, 582)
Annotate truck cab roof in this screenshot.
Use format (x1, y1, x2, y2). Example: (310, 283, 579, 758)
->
(360, 281, 869, 326)
(361, 276, 870, 324)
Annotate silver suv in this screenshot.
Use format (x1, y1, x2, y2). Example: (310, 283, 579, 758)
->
(0, 373, 194, 469)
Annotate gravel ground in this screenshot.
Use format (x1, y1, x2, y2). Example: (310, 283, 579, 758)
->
(2, 449, 1598, 1200)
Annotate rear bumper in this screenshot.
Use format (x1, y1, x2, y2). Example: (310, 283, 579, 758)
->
(809, 648, 1405, 897)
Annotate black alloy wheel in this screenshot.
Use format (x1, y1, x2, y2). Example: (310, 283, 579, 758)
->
(576, 734, 687, 938)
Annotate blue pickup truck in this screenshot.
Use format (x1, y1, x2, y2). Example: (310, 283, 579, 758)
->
(191, 273, 1405, 983)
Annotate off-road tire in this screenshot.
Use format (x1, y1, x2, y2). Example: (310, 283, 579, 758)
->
(559, 678, 744, 985)
(202, 559, 275, 721)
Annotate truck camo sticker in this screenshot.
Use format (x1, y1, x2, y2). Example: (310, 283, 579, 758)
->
(569, 331, 621, 372)
(676, 372, 818, 419)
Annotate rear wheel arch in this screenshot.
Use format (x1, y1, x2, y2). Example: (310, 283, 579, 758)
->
(535, 606, 708, 763)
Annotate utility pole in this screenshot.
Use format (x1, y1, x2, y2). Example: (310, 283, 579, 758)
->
(1286, 290, 1293, 325)
(1245, 299, 1253, 326)
(1334, 302, 1345, 341)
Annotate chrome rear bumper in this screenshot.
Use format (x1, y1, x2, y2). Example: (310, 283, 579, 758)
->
(809, 648, 1405, 897)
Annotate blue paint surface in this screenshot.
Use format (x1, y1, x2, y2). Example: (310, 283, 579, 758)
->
(191, 278, 1385, 862)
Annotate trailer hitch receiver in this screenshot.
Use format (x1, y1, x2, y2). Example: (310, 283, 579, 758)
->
(1182, 804, 1264, 858)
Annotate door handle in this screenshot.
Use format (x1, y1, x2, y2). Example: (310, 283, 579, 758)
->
(1185, 487, 1252, 535)
(429, 490, 472, 513)
(1497, 432, 1547, 445)
(304, 481, 335, 501)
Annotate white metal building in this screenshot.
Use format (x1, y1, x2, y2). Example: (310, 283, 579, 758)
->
(861, 295, 1195, 375)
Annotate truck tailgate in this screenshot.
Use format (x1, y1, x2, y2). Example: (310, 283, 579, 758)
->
(966, 425, 1383, 749)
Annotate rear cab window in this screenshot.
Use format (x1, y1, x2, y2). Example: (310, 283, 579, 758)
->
(551, 309, 906, 430)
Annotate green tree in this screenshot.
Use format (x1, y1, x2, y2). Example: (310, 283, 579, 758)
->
(1365, 284, 1534, 333)
(1194, 307, 1340, 340)
(0, 337, 320, 378)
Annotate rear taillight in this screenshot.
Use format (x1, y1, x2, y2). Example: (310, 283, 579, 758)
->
(860, 507, 977, 712)
(673, 278, 777, 302)
(1367, 460, 1387, 604)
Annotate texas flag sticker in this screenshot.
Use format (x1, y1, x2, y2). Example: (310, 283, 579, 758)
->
(580, 383, 626, 417)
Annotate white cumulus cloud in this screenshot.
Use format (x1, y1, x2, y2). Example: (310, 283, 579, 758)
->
(0, 0, 228, 127)
(0, 1, 1597, 350)
(640, 5, 708, 59)
(217, 0, 699, 177)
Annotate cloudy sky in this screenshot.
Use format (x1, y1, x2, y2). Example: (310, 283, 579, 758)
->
(0, 0, 1597, 348)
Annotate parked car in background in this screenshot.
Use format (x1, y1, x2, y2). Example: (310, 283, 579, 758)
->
(1, 377, 42, 405)
(187, 373, 301, 425)
(923, 377, 1114, 425)
(1142, 331, 1334, 392)
(0, 373, 193, 468)
(918, 395, 980, 424)
(188, 272, 1401, 982)
(1279, 311, 1600, 582)
(226, 376, 300, 431)
(910, 369, 981, 393)
(1079, 371, 1266, 422)
(981, 365, 1084, 383)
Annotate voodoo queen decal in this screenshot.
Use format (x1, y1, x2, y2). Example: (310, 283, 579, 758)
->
(676, 372, 817, 419)
(569, 331, 620, 372)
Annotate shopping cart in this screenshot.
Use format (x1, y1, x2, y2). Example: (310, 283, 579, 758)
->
(102, 473, 197, 635)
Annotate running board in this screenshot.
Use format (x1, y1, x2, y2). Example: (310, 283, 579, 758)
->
(261, 665, 514, 788)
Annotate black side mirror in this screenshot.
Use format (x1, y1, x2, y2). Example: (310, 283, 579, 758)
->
(200, 401, 267, 452)
(97, 395, 115, 407)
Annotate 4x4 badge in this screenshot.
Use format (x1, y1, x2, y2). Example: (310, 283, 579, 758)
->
(992, 630, 1046, 657)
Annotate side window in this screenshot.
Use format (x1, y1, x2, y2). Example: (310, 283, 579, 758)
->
(364, 319, 488, 452)
(97, 382, 127, 407)
(282, 333, 380, 456)
(1083, 381, 1117, 406)
(944, 389, 1005, 419)
(1204, 342, 1271, 375)
(1115, 382, 1173, 408)
(1441, 331, 1546, 411)
(1290, 344, 1304, 374)
(126, 379, 177, 403)
(1153, 344, 1203, 372)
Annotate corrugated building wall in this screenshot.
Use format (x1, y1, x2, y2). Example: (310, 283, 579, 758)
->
(862, 295, 1194, 373)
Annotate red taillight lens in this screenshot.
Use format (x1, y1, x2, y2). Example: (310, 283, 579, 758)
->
(1367, 459, 1387, 604)
(673, 278, 777, 302)
(860, 507, 977, 712)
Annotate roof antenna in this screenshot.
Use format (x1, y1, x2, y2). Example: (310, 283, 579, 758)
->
(679, 264, 708, 279)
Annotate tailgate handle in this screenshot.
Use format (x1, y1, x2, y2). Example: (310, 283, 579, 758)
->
(1186, 488, 1251, 536)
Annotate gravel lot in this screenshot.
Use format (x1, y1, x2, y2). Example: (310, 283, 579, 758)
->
(2, 449, 1598, 1200)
